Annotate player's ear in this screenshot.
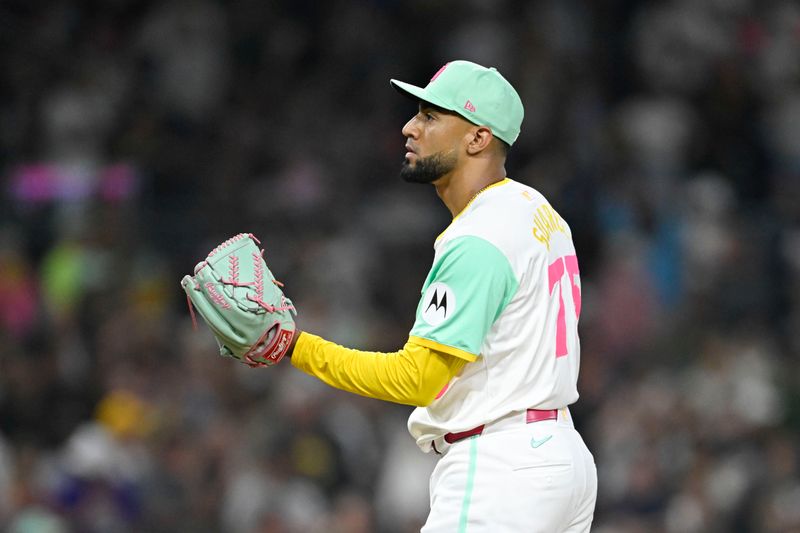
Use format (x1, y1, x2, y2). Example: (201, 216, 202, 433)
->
(465, 126, 493, 155)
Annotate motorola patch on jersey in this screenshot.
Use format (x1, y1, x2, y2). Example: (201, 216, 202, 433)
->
(421, 282, 456, 326)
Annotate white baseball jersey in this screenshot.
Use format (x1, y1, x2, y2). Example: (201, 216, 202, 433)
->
(407, 178, 583, 452)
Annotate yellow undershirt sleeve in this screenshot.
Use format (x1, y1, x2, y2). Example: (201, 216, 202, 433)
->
(290, 332, 467, 407)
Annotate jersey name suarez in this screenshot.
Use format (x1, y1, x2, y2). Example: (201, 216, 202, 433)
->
(407, 178, 582, 452)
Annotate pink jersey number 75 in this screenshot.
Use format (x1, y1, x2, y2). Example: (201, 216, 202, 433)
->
(547, 255, 581, 358)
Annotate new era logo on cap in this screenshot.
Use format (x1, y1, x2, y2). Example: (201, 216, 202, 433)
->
(464, 99, 476, 112)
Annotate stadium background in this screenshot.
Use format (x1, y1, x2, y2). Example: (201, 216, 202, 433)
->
(1, 0, 799, 531)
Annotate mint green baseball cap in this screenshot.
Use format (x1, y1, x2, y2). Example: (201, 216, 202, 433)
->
(390, 60, 524, 146)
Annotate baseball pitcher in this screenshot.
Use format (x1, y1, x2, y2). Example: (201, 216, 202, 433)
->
(182, 60, 597, 532)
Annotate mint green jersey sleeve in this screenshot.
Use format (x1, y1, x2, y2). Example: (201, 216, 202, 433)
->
(409, 235, 519, 359)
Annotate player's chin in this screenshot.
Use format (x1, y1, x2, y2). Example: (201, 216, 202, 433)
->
(399, 161, 411, 181)
(400, 162, 431, 184)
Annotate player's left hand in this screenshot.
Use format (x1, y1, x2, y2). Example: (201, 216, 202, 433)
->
(180, 233, 297, 367)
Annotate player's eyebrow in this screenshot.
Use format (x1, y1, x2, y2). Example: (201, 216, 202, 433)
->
(418, 102, 451, 115)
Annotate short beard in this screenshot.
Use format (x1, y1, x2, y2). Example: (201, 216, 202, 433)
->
(400, 151, 457, 184)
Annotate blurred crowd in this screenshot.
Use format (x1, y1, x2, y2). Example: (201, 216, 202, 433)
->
(1, 0, 799, 531)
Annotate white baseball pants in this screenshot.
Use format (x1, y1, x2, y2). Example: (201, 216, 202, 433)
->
(422, 409, 597, 532)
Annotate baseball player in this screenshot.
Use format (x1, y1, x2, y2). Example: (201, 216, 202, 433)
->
(184, 60, 597, 532)
(288, 60, 596, 532)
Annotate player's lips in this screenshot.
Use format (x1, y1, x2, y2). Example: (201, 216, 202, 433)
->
(405, 143, 417, 159)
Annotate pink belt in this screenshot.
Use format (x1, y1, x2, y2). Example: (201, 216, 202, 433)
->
(443, 409, 559, 444)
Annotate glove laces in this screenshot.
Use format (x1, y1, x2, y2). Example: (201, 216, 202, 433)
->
(245, 249, 295, 312)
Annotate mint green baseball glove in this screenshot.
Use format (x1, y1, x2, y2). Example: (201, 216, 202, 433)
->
(180, 233, 296, 367)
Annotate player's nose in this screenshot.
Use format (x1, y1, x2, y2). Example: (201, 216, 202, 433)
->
(402, 115, 419, 139)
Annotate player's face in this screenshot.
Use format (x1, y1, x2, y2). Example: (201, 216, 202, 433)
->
(400, 103, 470, 184)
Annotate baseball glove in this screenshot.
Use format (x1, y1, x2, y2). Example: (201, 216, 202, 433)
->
(180, 233, 296, 367)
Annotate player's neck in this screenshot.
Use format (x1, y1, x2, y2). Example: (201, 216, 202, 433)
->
(435, 162, 506, 218)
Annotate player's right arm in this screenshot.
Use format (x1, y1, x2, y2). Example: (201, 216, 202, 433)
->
(288, 332, 467, 407)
